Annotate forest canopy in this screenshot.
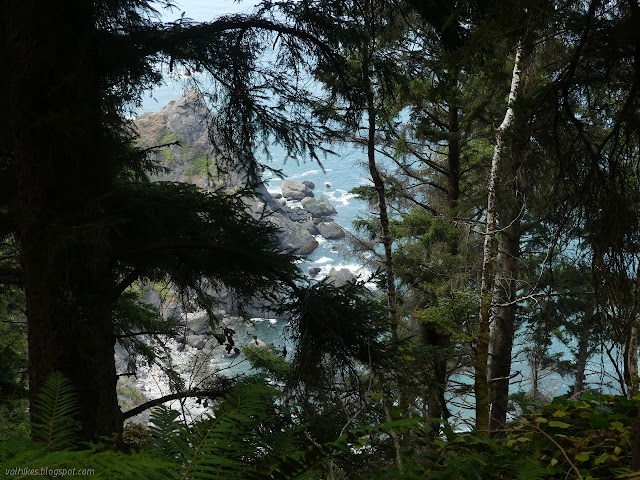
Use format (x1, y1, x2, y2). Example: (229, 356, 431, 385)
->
(2, 0, 640, 479)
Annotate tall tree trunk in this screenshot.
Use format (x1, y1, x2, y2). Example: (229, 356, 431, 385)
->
(367, 102, 399, 339)
(9, 1, 122, 441)
(476, 41, 524, 437)
(424, 102, 459, 421)
(362, 8, 404, 461)
(363, 37, 398, 343)
(624, 319, 639, 397)
(489, 218, 520, 432)
(488, 52, 529, 431)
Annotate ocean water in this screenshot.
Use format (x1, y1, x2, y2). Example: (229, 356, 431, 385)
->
(130, 0, 627, 416)
(128, 0, 384, 405)
(138, 0, 375, 282)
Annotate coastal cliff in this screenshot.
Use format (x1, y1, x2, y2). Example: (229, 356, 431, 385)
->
(134, 89, 321, 255)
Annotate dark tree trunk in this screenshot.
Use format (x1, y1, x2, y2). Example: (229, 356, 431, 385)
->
(623, 318, 639, 398)
(489, 220, 520, 432)
(489, 141, 523, 431)
(477, 41, 524, 436)
(9, 1, 122, 441)
(488, 38, 531, 434)
(446, 105, 461, 220)
(367, 101, 399, 339)
(572, 311, 593, 398)
(424, 103, 459, 421)
(362, 38, 398, 341)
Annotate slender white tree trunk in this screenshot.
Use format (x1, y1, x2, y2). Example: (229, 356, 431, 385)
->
(475, 40, 524, 436)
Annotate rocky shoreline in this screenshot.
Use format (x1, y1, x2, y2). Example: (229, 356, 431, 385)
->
(134, 88, 347, 257)
(118, 90, 355, 418)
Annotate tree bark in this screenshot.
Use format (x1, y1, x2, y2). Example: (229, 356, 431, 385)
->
(572, 310, 593, 398)
(476, 41, 524, 437)
(9, 1, 122, 441)
(624, 320, 639, 397)
(489, 50, 529, 431)
(424, 102, 459, 422)
(362, 20, 398, 342)
(367, 101, 399, 340)
(489, 216, 520, 432)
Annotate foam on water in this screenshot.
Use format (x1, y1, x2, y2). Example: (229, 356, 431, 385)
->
(250, 317, 278, 324)
(325, 189, 357, 206)
(313, 235, 327, 245)
(128, 338, 247, 422)
(285, 168, 334, 179)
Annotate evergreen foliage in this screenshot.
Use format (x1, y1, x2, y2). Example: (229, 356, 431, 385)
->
(1, 0, 350, 442)
(284, 279, 389, 379)
(1, 372, 427, 479)
(3, 0, 640, 476)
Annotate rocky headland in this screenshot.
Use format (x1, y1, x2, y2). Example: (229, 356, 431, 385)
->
(134, 88, 346, 256)
(118, 90, 354, 416)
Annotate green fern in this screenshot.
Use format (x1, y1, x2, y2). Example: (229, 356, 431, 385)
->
(2, 374, 421, 479)
(147, 380, 280, 479)
(30, 372, 80, 450)
(148, 406, 183, 456)
(0, 446, 173, 479)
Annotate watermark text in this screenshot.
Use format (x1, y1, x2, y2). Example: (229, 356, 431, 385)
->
(5, 467, 95, 477)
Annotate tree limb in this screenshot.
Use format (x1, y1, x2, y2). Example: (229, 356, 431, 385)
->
(122, 387, 229, 420)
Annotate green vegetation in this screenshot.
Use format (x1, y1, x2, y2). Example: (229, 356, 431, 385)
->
(3, 0, 640, 478)
(184, 153, 215, 180)
(157, 129, 181, 164)
(1, 373, 425, 479)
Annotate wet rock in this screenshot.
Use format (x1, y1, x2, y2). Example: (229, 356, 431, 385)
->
(302, 180, 315, 190)
(284, 206, 312, 223)
(309, 267, 321, 277)
(301, 195, 337, 218)
(186, 335, 206, 349)
(269, 215, 318, 254)
(135, 90, 320, 258)
(186, 311, 211, 335)
(282, 180, 314, 200)
(303, 221, 319, 235)
(326, 268, 356, 287)
(141, 287, 161, 309)
(317, 222, 346, 239)
(202, 338, 218, 351)
(250, 338, 268, 349)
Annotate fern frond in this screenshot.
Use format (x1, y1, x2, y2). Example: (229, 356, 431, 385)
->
(148, 406, 183, 456)
(30, 372, 80, 450)
(176, 382, 275, 479)
(0, 437, 29, 461)
(0, 446, 174, 479)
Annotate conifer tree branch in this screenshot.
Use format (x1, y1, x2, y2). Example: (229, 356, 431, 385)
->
(113, 15, 338, 64)
(122, 388, 229, 420)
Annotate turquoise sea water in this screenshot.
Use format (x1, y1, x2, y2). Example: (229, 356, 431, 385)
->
(139, 0, 375, 282)
(132, 0, 627, 415)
